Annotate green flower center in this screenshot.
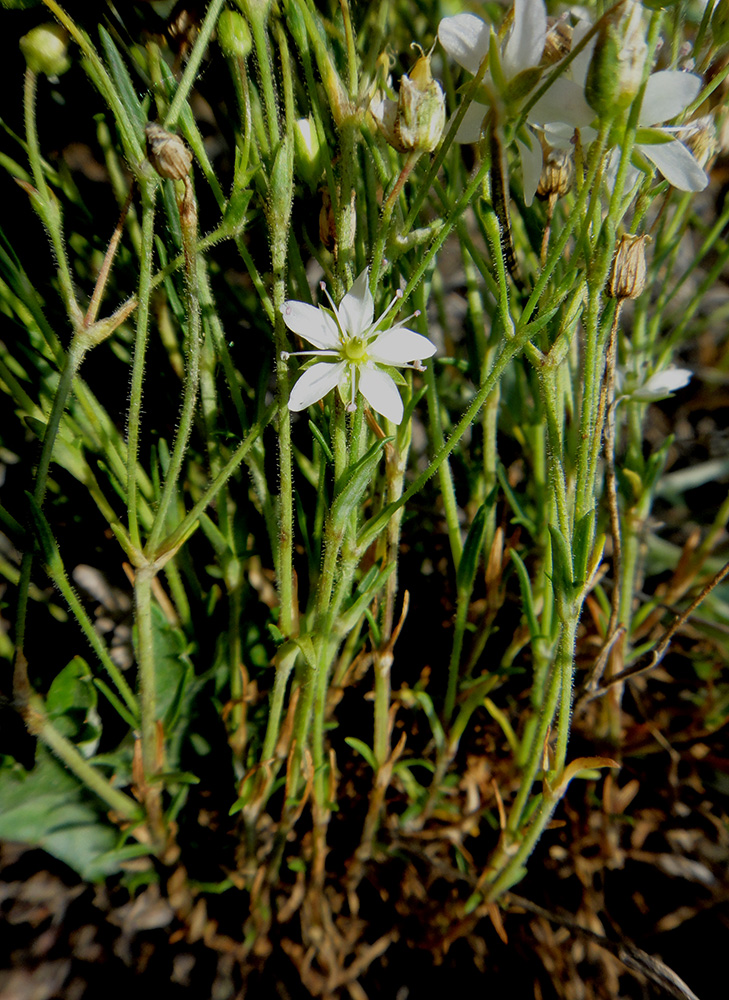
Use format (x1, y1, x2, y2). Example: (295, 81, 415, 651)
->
(342, 337, 367, 362)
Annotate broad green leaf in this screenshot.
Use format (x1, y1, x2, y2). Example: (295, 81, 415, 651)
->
(0, 749, 122, 881)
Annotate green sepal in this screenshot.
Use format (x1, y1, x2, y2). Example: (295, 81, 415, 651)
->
(548, 522, 576, 602)
(572, 508, 595, 588)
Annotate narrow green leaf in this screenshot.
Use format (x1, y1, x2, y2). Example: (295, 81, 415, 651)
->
(344, 737, 378, 772)
(457, 501, 490, 596)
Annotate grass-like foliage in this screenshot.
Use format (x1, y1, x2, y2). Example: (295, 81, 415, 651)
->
(1, 0, 729, 994)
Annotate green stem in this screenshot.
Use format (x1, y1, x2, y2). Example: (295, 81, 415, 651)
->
(164, 0, 227, 130)
(127, 181, 157, 552)
(28, 696, 143, 821)
(146, 183, 201, 555)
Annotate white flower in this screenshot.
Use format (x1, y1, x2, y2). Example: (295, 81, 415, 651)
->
(281, 269, 437, 425)
(612, 70, 709, 192)
(629, 366, 692, 402)
(438, 2, 594, 205)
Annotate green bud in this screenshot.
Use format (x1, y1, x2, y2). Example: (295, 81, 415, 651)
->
(293, 117, 324, 188)
(712, 0, 729, 48)
(585, 1, 647, 119)
(20, 23, 71, 78)
(371, 47, 445, 154)
(218, 9, 252, 59)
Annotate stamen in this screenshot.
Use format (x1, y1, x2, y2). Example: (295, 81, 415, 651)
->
(349, 364, 357, 412)
(281, 349, 338, 358)
(319, 280, 344, 334)
(373, 287, 404, 330)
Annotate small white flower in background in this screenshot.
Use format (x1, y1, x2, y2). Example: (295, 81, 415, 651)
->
(438, 0, 595, 205)
(280, 269, 437, 425)
(605, 70, 709, 192)
(622, 366, 692, 402)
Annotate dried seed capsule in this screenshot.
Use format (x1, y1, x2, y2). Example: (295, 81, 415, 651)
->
(144, 122, 193, 181)
(536, 146, 574, 200)
(371, 46, 446, 154)
(606, 233, 650, 301)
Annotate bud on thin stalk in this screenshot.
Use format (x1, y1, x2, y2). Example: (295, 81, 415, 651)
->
(585, 1, 648, 119)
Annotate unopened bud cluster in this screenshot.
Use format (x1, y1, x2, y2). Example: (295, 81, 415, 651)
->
(606, 234, 650, 301)
(145, 123, 193, 181)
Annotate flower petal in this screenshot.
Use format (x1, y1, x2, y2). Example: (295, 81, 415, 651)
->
(281, 301, 340, 349)
(641, 70, 702, 125)
(358, 365, 404, 424)
(368, 328, 437, 365)
(516, 133, 542, 207)
(454, 102, 489, 143)
(638, 138, 708, 191)
(288, 361, 346, 411)
(530, 78, 595, 129)
(438, 13, 490, 77)
(569, 19, 596, 86)
(339, 269, 374, 338)
(633, 366, 692, 401)
(502, 0, 547, 80)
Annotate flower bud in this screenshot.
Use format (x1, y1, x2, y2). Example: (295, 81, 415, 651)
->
(294, 117, 324, 188)
(20, 23, 71, 78)
(606, 233, 650, 301)
(371, 47, 445, 154)
(536, 145, 574, 200)
(585, 1, 647, 118)
(144, 122, 193, 181)
(218, 9, 252, 60)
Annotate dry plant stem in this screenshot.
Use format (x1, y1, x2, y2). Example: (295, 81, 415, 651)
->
(370, 152, 420, 291)
(592, 555, 729, 696)
(84, 187, 133, 327)
(540, 192, 557, 266)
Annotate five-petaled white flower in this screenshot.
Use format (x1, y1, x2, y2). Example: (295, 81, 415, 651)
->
(280, 269, 437, 425)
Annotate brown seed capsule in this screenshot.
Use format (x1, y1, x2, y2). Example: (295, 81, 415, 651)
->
(144, 122, 193, 181)
(606, 234, 650, 301)
(536, 146, 574, 200)
(542, 16, 573, 66)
